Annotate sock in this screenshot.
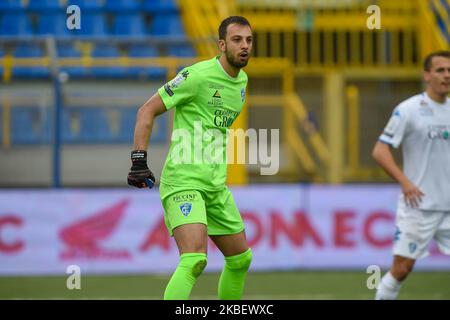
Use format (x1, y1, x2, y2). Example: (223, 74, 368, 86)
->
(164, 253, 207, 300)
(375, 272, 402, 300)
(218, 248, 252, 300)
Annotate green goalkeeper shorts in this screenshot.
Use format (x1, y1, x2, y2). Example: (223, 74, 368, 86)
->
(159, 183, 245, 236)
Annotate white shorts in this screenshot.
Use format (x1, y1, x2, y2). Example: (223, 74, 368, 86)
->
(393, 198, 450, 259)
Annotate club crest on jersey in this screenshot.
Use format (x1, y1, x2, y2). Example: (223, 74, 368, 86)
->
(409, 242, 417, 254)
(180, 202, 192, 216)
(241, 88, 246, 102)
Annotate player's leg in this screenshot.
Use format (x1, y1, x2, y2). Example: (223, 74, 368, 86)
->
(376, 255, 415, 300)
(160, 186, 209, 300)
(210, 231, 252, 300)
(206, 187, 252, 300)
(434, 211, 450, 256)
(164, 223, 208, 300)
(376, 201, 440, 300)
(390, 255, 416, 281)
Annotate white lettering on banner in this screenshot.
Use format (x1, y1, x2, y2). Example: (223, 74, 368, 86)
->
(0, 186, 449, 275)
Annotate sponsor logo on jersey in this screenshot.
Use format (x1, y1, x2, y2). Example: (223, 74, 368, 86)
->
(180, 203, 193, 216)
(428, 125, 450, 140)
(213, 109, 239, 128)
(241, 88, 246, 102)
(171, 72, 188, 88)
(164, 84, 174, 96)
(164, 70, 190, 97)
(208, 83, 224, 90)
(173, 193, 197, 203)
(181, 70, 189, 80)
(208, 90, 223, 107)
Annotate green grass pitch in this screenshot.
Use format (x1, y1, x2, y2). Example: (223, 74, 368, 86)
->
(1, 271, 449, 300)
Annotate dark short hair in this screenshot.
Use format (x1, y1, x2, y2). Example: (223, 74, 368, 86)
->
(424, 51, 450, 71)
(218, 16, 251, 40)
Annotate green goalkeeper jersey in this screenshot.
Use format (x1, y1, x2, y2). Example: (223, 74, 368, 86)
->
(158, 56, 248, 191)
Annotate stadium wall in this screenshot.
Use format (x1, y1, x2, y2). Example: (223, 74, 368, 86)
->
(1, 185, 449, 275)
(0, 78, 422, 186)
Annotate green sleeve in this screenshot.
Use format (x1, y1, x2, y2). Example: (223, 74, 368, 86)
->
(158, 68, 199, 110)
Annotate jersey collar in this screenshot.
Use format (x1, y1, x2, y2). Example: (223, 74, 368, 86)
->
(423, 91, 449, 107)
(216, 56, 240, 80)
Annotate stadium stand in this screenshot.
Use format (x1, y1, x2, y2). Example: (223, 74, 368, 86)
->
(67, 0, 104, 11)
(12, 43, 49, 78)
(0, 0, 447, 183)
(0, 0, 25, 11)
(0, 0, 193, 146)
(11, 106, 50, 144)
(0, 11, 33, 35)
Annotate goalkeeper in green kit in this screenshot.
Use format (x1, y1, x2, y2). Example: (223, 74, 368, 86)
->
(127, 16, 253, 300)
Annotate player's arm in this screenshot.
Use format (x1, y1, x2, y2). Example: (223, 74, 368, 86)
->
(133, 92, 167, 151)
(372, 140, 424, 207)
(128, 92, 167, 189)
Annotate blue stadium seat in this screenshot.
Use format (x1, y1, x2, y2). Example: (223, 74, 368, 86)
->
(0, 13, 33, 36)
(37, 13, 70, 36)
(115, 108, 135, 142)
(72, 12, 108, 36)
(67, 0, 104, 11)
(63, 108, 111, 143)
(149, 14, 185, 36)
(116, 108, 167, 143)
(142, 0, 178, 14)
(112, 13, 147, 36)
(11, 107, 50, 144)
(92, 44, 120, 57)
(0, 0, 24, 11)
(105, 0, 139, 12)
(168, 44, 196, 57)
(128, 44, 166, 79)
(13, 43, 50, 78)
(90, 44, 125, 78)
(62, 109, 79, 143)
(57, 43, 86, 78)
(28, 0, 64, 12)
(150, 112, 167, 143)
